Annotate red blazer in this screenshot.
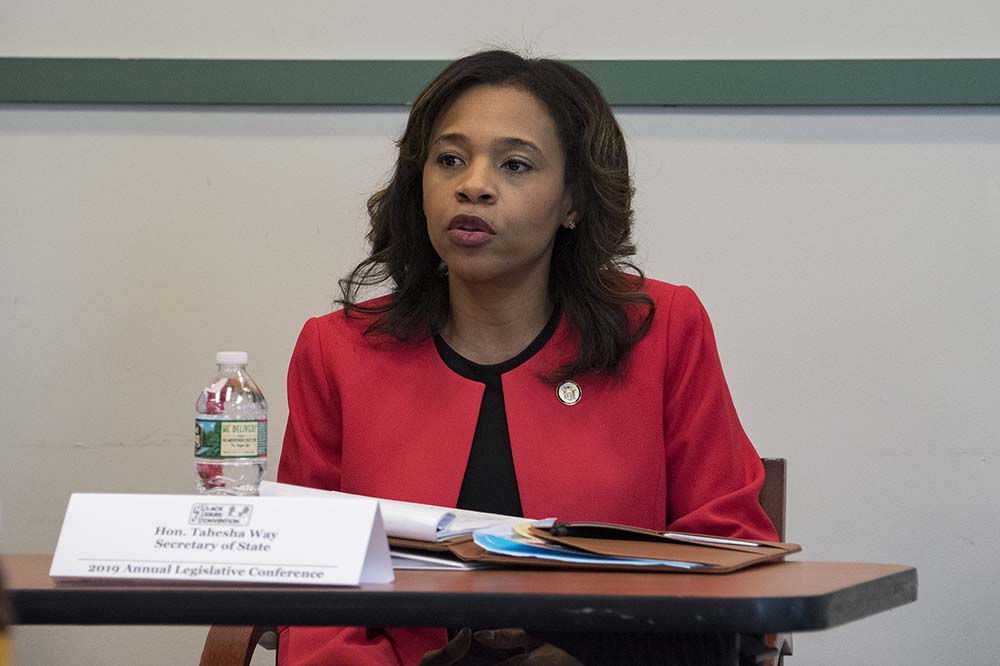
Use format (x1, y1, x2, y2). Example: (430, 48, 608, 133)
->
(277, 279, 777, 665)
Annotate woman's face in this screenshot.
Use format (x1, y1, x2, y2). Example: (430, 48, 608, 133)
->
(422, 85, 575, 291)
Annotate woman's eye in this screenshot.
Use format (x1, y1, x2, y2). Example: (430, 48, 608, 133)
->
(502, 159, 532, 173)
(436, 153, 463, 168)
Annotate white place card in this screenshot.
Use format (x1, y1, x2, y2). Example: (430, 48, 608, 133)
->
(50, 493, 394, 586)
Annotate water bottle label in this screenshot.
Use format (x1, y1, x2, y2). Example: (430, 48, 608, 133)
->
(195, 419, 267, 458)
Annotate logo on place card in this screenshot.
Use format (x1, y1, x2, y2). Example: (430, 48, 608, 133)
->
(189, 503, 253, 526)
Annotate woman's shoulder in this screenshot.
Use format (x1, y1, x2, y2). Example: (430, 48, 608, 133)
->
(639, 276, 703, 312)
(298, 294, 396, 346)
(314, 293, 392, 323)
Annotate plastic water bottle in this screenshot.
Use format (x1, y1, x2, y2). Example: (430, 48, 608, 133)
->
(194, 351, 267, 495)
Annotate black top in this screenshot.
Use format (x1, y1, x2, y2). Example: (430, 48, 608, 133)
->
(433, 309, 561, 517)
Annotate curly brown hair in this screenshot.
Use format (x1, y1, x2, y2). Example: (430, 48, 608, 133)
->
(338, 50, 653, 381)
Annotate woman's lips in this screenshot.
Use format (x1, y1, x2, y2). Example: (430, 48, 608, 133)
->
(448, 229, 492, 246)
(448, 215, 494, 247)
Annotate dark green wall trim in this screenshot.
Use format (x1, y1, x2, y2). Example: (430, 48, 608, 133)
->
(2, 58, 999, 106)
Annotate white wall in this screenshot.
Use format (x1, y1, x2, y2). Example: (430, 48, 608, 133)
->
(2, 3, 1000, 665)
(3, 0, 1000, 58)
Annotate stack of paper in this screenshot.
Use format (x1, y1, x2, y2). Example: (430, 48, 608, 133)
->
(260, 480, 540, 541)
(259, 481, 546, 570)
(259, 482, 800, 573)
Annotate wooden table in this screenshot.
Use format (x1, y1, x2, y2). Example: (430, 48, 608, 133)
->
(4, 555, 915, 634)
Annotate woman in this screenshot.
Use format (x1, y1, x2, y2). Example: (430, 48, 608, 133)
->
(278, 50, 777, 665)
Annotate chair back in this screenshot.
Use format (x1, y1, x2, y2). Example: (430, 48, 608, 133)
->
(759, 458, 787, 541)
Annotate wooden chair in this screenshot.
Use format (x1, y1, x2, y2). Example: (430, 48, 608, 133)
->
(200, 624, 275, 666)
(759, 458, 793, 666)
(199, 458, 791, 666)
(1, 560, 12, 666)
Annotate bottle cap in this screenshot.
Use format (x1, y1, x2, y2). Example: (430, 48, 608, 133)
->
(216, 351, 248, 365)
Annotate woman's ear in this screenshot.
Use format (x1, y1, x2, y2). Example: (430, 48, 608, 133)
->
(562, 192, 578, 230)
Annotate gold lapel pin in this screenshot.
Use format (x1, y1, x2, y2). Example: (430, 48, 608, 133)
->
(556, 380, 582, 406)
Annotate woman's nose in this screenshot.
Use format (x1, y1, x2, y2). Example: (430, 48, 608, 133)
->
(456, 160, 496, 203)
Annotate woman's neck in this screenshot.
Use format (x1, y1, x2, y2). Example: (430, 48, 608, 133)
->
(441, 279, 553, 365)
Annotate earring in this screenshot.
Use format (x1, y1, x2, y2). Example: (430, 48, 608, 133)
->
(566, 217, 577, 230)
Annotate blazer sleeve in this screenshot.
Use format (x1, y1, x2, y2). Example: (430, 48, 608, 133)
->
(661, 287, 779, 541)
(277, 317, 343, 491)
(276, 317, 447, 665)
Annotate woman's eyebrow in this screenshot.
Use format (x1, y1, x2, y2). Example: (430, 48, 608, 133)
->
(431, 132, 542, 155)
(430, 132, 468, 147)
(495, 136, 542, 154)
